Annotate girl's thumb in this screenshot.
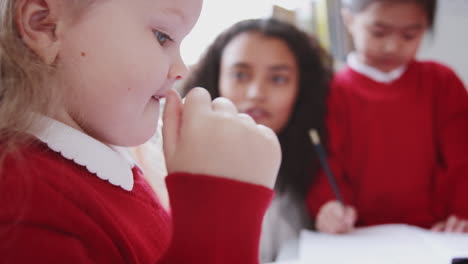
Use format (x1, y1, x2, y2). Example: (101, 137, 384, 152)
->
(162, 89, 183, 163)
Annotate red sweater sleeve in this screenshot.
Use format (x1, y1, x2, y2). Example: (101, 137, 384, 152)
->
(433, 66, 468, 219)
(306, 80, 355, 217)
(159, 173, 273, 264)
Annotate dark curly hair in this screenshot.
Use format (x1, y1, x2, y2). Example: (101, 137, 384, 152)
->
(180, 18, 332, 200)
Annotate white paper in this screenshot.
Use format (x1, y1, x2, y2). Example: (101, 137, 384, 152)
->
(298, 224, 468, 264)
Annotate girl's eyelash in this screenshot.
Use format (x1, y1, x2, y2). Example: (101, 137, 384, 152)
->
(153, 30, 173, 45)
(272, 75, 288, 84)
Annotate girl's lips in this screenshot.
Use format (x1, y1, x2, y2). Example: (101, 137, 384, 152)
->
(152, 95, 164, 102)
(244, 108, 269, 121)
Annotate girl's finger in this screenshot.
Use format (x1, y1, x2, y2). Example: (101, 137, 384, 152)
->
(454, 220, 468, 233)
(344, 206, 357, 227)
(211, 97, 238, 114)
(162, 89, 183, 161)
(237, 113, 256, 126)
(431, 221, 445, 232)
(444, 215, 458, 232)
(182, 87, 212, 119)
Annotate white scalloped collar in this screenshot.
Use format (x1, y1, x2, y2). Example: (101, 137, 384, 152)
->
(30, 116, 136, 191)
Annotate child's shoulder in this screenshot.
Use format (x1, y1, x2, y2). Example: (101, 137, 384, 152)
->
(0, 140, 93, 204)
(329, 66, 364, 93)
(0, 139, 133, 226)
(0, 141, 77, 222)
(412, 60, 458, 76)
(412, 60, 466, 91)
(1, 141, 72, 178)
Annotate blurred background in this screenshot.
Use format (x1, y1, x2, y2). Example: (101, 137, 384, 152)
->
(180, 0, 468, 85)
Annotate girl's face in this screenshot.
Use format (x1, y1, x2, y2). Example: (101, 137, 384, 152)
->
(56, 0, 202, 146)
(344, 1, 428, 72)
(219, 32, 299, 134)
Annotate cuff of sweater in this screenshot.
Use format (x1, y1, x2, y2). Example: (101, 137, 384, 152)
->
(164, 172, 274, 263)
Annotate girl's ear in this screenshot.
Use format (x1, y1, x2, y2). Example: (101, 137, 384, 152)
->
(341, 8, 354, 33)
(15, 0, 64, 65)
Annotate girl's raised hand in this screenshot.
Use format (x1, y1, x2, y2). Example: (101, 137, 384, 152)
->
(162, 88, 281, 189)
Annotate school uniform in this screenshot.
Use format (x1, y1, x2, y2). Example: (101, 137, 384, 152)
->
(0, 117, 273, 263)
(307, 53, 468, 228)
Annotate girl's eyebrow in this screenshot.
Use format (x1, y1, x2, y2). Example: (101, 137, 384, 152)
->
(372, 22, 391, 29)
(230, 63, 293, 72)
(160, 7, 186, 23)
(402, 24, 426, 31)
(269, 65, 293, 72)
(230, 63, 251, 69)
(373, 21, 426, 31)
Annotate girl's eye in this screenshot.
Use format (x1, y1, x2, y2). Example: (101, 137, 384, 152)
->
(371, 30, 386, 38)
(271, 75, 288, 85)
(154, 31, 172, 46)
(402, 31, 420, 41)
(368, 26, 387, 38)
(403, 34, 417, 41)
(232, 71, 249, 81)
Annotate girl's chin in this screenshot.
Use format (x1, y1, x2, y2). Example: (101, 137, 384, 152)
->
(117, 119, 159, 147)
(252, 115, 271, 125)
(117, 128, 157, 146)
(373, 60, 406, 72)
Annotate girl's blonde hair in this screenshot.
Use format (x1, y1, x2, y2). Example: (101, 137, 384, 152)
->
(0, 0, 57, 154)
(0, 0, 93, 156)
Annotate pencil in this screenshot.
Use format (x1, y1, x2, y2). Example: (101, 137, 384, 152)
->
(309, 129, 344, 205)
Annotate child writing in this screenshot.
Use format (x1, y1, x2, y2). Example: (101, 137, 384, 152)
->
(180, 18, 331, 262)
(0, 0, 282, 263)
(307, 0, 468, 234)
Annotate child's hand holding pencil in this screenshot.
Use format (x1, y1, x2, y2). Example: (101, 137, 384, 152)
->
(309, 129, 358, 234)
(316, 200, 357, 234)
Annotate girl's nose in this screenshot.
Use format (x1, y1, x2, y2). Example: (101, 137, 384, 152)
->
(169, 54, 189, 81)
(383, 37, 402, 54)
(246, 81, 267, 101)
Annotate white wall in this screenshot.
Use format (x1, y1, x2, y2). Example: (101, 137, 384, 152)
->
(418, 0, 468, 85)
(180, 0, 271, 66)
